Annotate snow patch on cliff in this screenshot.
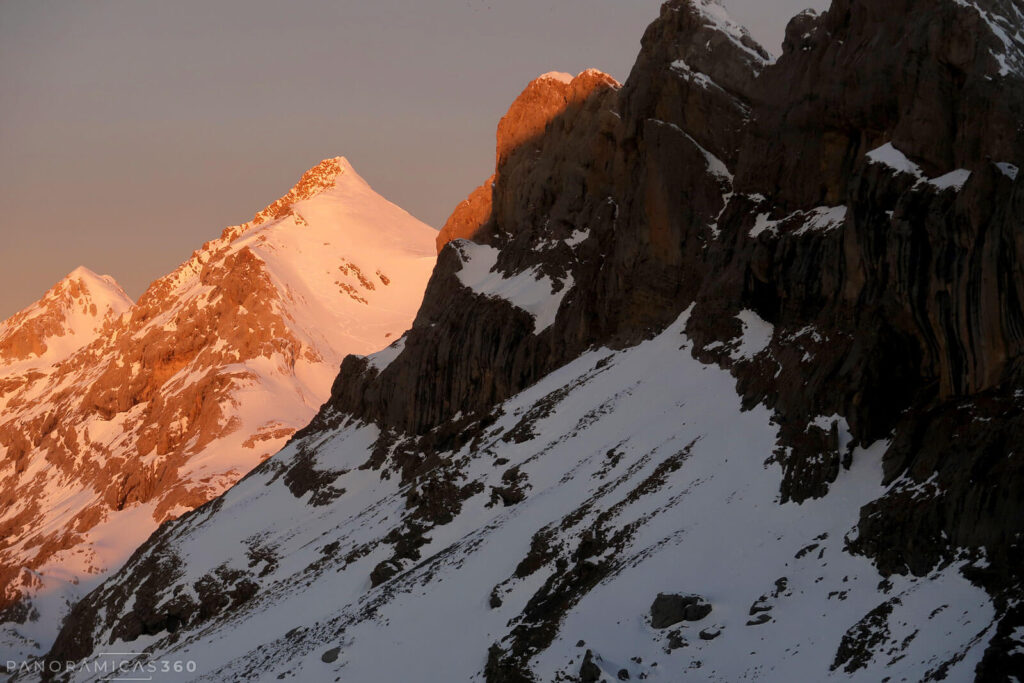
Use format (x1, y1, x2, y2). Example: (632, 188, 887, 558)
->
(455, 240, 572, 334)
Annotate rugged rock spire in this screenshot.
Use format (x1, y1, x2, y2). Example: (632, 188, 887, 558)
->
(436, 69, 620, 253)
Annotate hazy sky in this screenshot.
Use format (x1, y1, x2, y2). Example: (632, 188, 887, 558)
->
(0, 0, 826, 319)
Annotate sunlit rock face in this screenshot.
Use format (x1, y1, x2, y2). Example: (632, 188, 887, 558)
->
(435, 69, 620, 253)
(0, 157, 437, 662)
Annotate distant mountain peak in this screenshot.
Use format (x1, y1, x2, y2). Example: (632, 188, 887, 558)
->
(60, 265, 129, 301)
(0, 154, 437, 663)
(0, 266, 131, 364)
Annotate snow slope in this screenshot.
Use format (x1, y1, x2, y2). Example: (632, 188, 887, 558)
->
(42, 311, 993, 682)
(0, 157, 437, 664)
(453, 240, 574, 334)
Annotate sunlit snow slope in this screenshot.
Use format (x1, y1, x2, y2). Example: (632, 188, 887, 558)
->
(0, 157, 437, 662)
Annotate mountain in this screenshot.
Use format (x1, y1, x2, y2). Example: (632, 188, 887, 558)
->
(28, 0, 1024, 681)
(0, 267, 133, 369)
(0, 157, 437, 663)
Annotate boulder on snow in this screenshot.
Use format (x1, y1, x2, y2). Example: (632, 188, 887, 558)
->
(580, 649, 602, 682)
(650, 593, 712, 628)
(666, 629, 688, 651)
(699, 626, 722, 640)
(746, 613, 772, 626)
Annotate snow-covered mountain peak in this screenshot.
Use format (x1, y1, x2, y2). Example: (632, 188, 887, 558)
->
(64, 265, 123, 290)
(0, 266, 132, 367)
(209, 156, 430, 264)
(0, 158, 438, 664)
(45, 266, 132, 319)
(249, 156, 356, 227)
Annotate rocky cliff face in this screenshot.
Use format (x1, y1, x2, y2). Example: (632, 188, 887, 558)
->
(0, 157, 437, 663)
(32, 0, 1024, 681)
(435, 69, 622, 254)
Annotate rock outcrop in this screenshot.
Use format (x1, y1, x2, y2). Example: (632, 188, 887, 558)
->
(435, 69, 621, 253)
(435, 174, 494, 253)
(649, 593, 713, 628)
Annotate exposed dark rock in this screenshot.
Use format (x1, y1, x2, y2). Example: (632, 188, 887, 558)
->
(794, 544, 819, 560)
(666, 630, 688, 651)
(650, 593, 712, 628)
(975, 604, 1024, 681)
(851, 390, 1024, 582)
(831, 599, 897, 673)
(320, 647, 340, 664)
(369, 560, 401, 588)
(736, 0, 1024, 210)
(579, 649, 602, 682)
(484, 644, 535, 683)
(698, 627, 721, 641)
(281, 446, 346, 506)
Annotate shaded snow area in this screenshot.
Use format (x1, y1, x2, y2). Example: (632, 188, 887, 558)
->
(865, 143, 973, 191)
(732, 309, 774, 360)
(58, 312, 993, 682)
(866, 143, 924, 177)
(749, 205, 847, 238)
(996, 162, 1020, 180)
(364, 334, 407, 372)
(670, 59, 726, 93)
(454, 239, 573, 333)
(684, 133, 732, 182)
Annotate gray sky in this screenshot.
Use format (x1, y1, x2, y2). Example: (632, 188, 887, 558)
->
(0, 0, 826, 319)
